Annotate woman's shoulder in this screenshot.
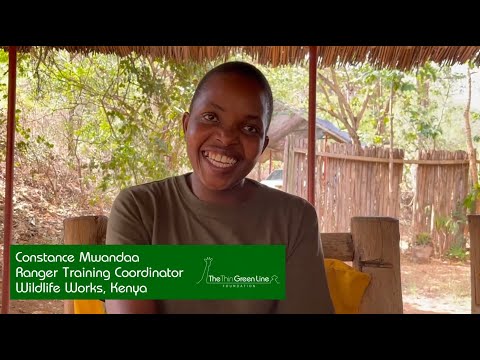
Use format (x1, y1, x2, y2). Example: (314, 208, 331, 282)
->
(114, 174, 187, 204)
(248, 178, 316, 215)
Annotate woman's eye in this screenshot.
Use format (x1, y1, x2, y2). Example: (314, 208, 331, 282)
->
(244, 125, 259, 134)
(202, 113, 217, 122)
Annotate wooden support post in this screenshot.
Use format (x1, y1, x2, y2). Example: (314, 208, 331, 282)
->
(468, 215, 480, 313)
(320, 233, 354, 262)
(307, 45, 317, 206)
(63, 215, 108, 314)
(1, 46, 18, 314)
(351, 216, 403, 314)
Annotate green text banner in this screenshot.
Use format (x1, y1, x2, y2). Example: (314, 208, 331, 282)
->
(11, 245, 285, 300)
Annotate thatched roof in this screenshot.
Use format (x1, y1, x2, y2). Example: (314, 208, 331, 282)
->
(6, 46, 480, 69)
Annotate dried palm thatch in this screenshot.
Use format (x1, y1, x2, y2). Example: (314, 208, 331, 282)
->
(5, 46, 480, 69)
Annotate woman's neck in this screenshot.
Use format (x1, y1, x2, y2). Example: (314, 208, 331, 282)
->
(187, 173, 253, 205)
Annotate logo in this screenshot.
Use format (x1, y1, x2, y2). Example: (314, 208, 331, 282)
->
(196, 257, 280, 288)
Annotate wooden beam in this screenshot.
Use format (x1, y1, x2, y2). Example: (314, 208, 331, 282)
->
(320, 233, 354, 261)
(294, 149, 469, 165)
(351, 216, 403, 314)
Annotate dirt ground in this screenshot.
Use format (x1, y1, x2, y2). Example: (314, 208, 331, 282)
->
(0, 243, 471, 314)
(401, 256, 470, 314)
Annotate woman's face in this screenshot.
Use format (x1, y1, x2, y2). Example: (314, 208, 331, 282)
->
(182, 72, 269, 192)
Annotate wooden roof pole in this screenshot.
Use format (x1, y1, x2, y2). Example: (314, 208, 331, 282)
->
(1, 46, 17, 314)
(307, 46, 317, 206)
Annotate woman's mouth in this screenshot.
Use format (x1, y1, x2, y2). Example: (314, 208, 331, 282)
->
(202, 150, 238, 169)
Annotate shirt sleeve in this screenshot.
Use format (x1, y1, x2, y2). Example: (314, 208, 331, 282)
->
(275, 202, 335, 314)
(106, 188, 150, 246)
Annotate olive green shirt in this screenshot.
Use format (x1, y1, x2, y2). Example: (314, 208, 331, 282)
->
(106, 173, 334, 314)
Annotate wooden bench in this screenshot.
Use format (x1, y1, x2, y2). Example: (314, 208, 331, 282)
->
(63, 215, 408, 314)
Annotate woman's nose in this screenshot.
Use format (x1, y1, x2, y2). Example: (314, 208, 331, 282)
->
(215, 125, 239, 145)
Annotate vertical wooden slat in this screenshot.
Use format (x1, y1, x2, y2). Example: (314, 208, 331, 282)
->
(432, 150, 440, 252)
(412, 151, 421, 242)
(316, 143, 323, 224)
(396, 149, 404, 217)
(283, 135, 290, 192)
(345, 145, 352, 223)
(425, 151, 433, 248)
(329, 144, 335, 231)
(417, 150, 426, 235)
(382, 147, 387, 216)
(332, 144, 338, 230)
(360, 147, 367, 219)
(441, 151, 448, 253)
(338, 145, 344, 230)
(353, 145, 361, 221)
(367, 147, 373, 216)
(372, 147, 378, 215)
(366, 147, 372, 215)
(337, 143, 342, 226)
(393, 148, 398, 217)
(327, 143, 334, 232)
(389, 148, 395, 217)
(287, 135, 295, 194)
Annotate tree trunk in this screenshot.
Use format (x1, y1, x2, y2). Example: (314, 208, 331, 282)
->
(416, 76, 431, 149)
(66, 108, 76, 158)
(376, 99, 389, 138)
(350, 132, 362, 148)
(316, 68, 364, 149)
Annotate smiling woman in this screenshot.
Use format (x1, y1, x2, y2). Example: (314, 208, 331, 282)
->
(105, 61, 334, 315)
(182, 62, 273, 199)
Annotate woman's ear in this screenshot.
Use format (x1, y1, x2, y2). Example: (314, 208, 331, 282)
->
(261, 136, 270, 154)
(182, 112, 190, 135)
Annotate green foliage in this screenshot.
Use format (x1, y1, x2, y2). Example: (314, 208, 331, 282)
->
(472, 112, 480, 122)
(25, 49, 214, 192)
(258, 63, 309, 110)
(464, 182, 480, 213)
(434, 214, 459, 236)
(0, 50, 8, 64)
(415, 232, 432, 246)
(432, 202, 469, 258)
(390, 63, 470, 157)
(446, 242, 469, 261)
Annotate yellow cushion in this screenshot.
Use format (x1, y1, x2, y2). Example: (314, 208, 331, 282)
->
(74, 300, 106, 314)
(324, 259, 371, 314)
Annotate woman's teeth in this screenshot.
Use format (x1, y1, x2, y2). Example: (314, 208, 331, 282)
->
(203, 151, 237, 168)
